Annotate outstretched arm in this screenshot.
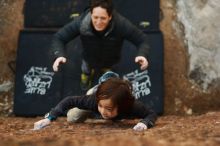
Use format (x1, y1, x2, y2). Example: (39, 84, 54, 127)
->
(33, 95, 97, 130)
(50, 15, 81, 67)
(116, 13, 150, 70)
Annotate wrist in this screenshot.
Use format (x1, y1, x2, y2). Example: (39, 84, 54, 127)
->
(44, 113, 56, 121)
(140, 120, 154, 128)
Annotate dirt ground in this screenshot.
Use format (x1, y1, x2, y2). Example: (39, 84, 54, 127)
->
(0, 112, 219, 146)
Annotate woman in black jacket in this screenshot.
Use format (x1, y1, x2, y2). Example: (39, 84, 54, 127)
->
(51, 0, 150, 90)
(34, 77, 157, 131)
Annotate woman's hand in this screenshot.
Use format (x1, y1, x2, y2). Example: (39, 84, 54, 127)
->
(135, 56, 148, 70)
(52, 57, 67, 72)
(133, 122, 147, 131)
(34, 118, 51, 130)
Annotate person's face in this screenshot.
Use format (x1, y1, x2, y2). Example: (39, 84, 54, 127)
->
(98, 98, 118, 119)
(91, 6, 112, 31)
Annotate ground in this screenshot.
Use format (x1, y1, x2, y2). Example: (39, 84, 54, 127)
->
(0, 112, 219, 146)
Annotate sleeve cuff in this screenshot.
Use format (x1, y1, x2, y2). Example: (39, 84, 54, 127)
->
(140, 119, 154, 128)
(44, 113, 57, 121)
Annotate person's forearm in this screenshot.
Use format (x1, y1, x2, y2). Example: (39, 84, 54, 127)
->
(140, 111, 157, 128)
(49, 96, 80, 118)
(50, 18, 81, 61)
(50, 37, 66, 61)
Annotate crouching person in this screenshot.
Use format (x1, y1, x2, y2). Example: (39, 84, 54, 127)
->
(34, 78, 157, 131)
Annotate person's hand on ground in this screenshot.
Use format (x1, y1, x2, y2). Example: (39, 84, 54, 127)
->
(34, 118, 51, 130)
(133, 122, 147, 131)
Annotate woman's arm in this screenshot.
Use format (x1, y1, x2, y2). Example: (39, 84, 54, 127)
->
(115, 12, 150, 59)
(50, 16, 81, 62)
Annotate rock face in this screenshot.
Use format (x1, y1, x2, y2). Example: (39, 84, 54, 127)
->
(176, 0, 220, 90)
(161, 0, 220, 115)
(0, 0, 24, 116)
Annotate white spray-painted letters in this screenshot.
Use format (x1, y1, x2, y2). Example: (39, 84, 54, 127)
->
(23, 67, 54, 95)
(123, 70, 151, 99)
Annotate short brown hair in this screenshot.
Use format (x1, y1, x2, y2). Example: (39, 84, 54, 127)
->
(96, 78, 135, 114)
(90, 0, 113, 16)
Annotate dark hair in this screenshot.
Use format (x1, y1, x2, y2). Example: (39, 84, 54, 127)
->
(90, 0, 113, 16)
(96, 78, 135, 114)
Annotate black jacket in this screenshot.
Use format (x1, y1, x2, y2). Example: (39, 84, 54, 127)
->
(49, 95, 157, 128)
(51, 9, 150, 68)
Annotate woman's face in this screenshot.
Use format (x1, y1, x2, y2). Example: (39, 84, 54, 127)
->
(98, 98, 118, 119)
(91, 6, 112, 31)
